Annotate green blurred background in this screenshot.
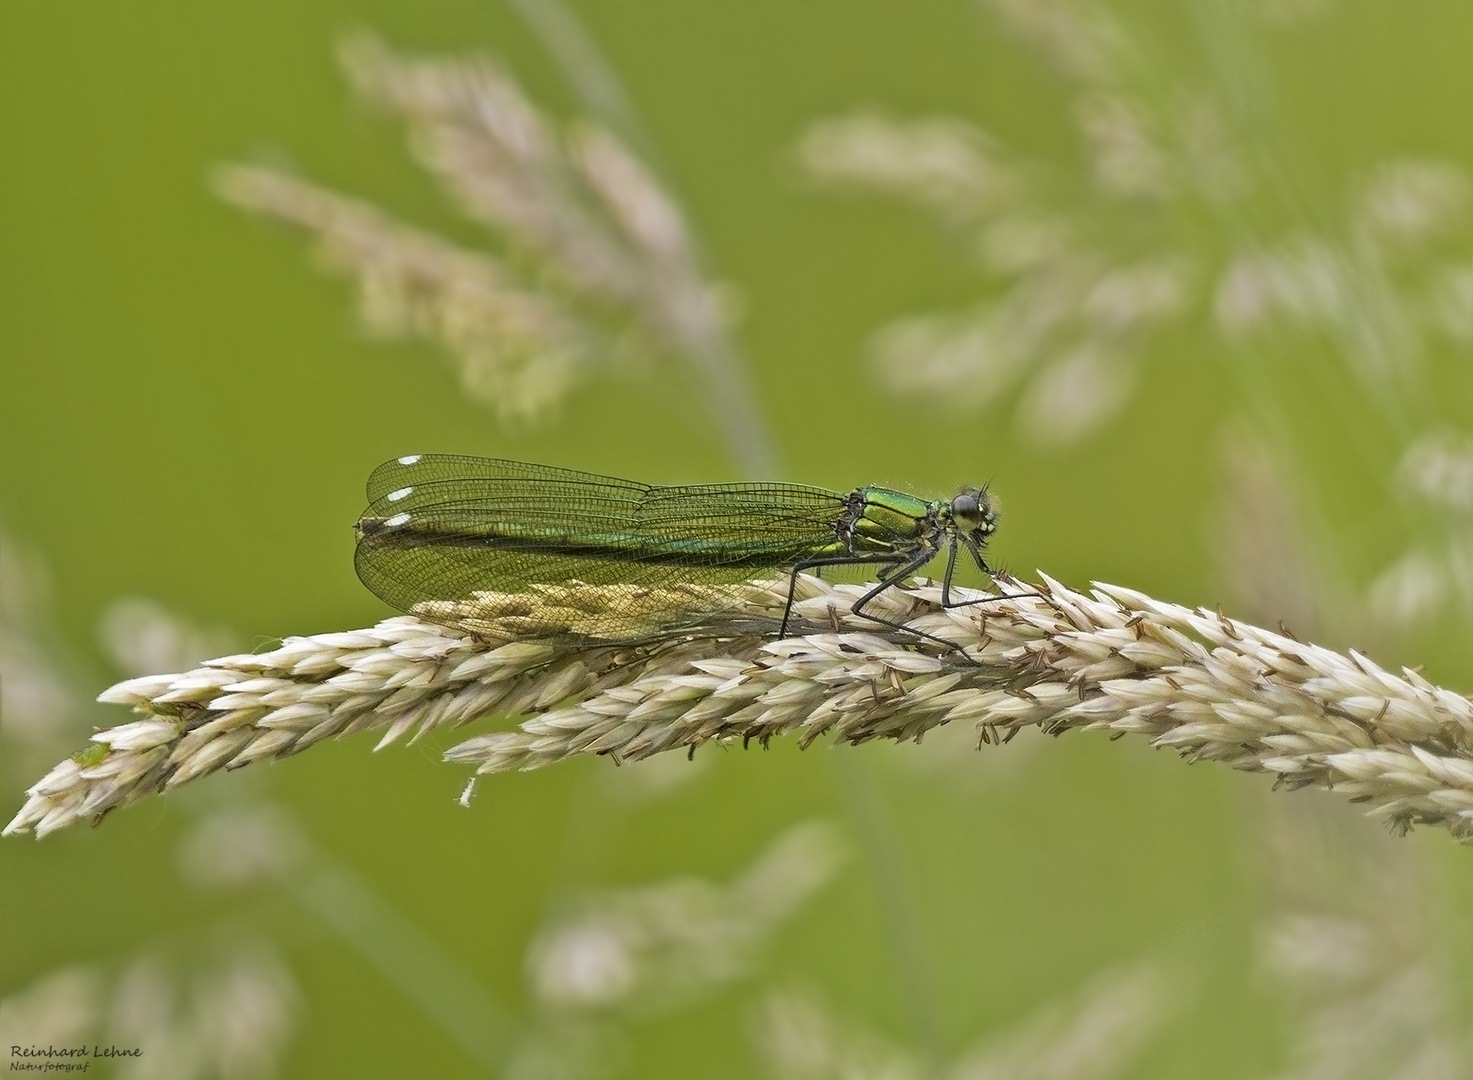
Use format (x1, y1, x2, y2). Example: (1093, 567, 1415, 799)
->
(6, 1, 1473, 1076)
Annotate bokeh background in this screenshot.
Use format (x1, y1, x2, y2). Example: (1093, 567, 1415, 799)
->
(7, 1, 1473, 1075)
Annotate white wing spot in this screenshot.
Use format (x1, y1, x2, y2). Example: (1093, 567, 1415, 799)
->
(387, 486, 413, 502)
(384, 513, 412, 529)
(397, 454, 423, 466)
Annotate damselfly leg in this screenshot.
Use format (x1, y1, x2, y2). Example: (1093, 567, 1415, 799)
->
(782, 539, 1015, 654)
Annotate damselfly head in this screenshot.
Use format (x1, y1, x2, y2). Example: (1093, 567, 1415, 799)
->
(948, 487, 997, 537)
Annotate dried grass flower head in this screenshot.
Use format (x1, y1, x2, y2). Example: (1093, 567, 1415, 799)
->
(9, 572, 1473, 846)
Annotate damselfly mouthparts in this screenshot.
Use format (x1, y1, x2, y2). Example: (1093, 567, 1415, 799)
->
(355, 455, 1004, 645)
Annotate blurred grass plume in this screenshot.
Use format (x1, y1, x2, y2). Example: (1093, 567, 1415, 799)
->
(758, 961, 1170, 1080)
(798, 1, 1473, 446)
(219, 33, 773, 472)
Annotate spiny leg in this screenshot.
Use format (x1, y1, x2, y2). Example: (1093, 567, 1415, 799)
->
(780, 553, 909, 636)
(844, 550, 978, 653)
(782, 550, 993, 654)
(938, 537, 1035, 610)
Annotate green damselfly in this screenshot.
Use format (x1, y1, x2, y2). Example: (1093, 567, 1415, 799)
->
(354, 455, 1005, 645)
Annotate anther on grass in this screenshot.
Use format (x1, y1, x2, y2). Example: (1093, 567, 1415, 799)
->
(8, 573, 1473, 843)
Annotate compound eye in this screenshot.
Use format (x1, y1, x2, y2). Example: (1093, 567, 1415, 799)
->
(951, 488, 996, 533)
(951, 492, 984, 529)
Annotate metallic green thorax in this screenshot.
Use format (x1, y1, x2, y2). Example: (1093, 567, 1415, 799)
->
(842, 486, 997, 561)
(354, 456, 999, 641)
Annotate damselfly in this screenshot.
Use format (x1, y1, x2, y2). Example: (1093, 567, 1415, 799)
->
(355, 455, 1005, 645)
